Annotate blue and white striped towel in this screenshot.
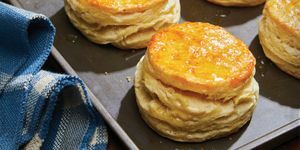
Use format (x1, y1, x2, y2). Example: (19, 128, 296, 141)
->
(0, 2, 108, 149)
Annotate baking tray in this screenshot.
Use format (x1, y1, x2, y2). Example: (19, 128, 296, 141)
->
(10, 0, 300, 149)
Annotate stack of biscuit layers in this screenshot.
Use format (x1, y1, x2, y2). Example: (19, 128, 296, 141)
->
(64, 0, 181, 49)
(135, 57, 259, 142)
(259, 0, 300, 79)
(135, 23, 259, 142)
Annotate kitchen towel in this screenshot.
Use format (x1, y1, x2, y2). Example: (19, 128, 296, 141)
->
(0, 2, 108, 149)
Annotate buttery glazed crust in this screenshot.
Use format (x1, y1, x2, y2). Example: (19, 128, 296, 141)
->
(135, 58, 259, 142)
(259, 0, 300, 79)
(207, 0, 265, 7)
(146, 22, 256, 100)
(265, 0, 300, 42)
(64, 0, 180, 49)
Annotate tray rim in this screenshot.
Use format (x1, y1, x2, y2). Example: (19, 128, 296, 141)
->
(7, 0, 300, 149)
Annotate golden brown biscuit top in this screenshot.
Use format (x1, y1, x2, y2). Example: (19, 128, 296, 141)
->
(86, 0, 167, 13)
(266, 0, 300, 32)
(147, 22, 255, 91)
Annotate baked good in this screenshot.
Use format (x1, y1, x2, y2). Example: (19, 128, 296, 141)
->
(259, 0, 300, 79)
(207, 0, 265, 7)
(64, 0, 181, 49)
(135, 22, 259, 142)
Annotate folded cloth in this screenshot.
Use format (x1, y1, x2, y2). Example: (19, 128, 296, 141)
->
(0, 2, 108, 149)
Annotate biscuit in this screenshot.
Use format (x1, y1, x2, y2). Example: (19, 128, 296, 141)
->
(207, 0, 265, 7)
(135, 22, 259, 142)
(135, 57, 258, 142)
(259, 0, 300, 79)
(64, 0, 181, 49)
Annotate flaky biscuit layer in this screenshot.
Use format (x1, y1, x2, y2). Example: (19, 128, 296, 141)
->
(259, 0, 300, 79)
(85, 0, 167, 14)
(135, 58, 259, 142)
(65, 0, 180, 49)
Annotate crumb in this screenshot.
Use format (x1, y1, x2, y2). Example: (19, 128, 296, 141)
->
(104, 72, 109, 75)
(66, 34, 78, 44)
(261, 73, 265, 77)
(126, 76, 132, 82)
(159, 141, 162, 143)
(220, 14, 227, 18)
(229, 137, 232, 140)
(260, 60, 265, 65)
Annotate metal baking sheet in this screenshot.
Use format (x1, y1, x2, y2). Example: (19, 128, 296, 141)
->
(12, 0, 300, 149)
